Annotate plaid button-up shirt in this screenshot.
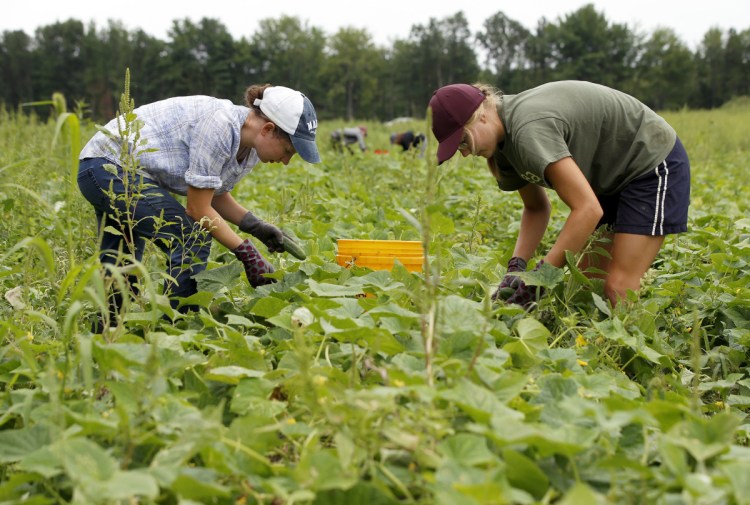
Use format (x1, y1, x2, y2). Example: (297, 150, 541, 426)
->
(80, 96, 257, 196)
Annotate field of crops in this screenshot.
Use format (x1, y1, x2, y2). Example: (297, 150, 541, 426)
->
(1, 96, 749, 504)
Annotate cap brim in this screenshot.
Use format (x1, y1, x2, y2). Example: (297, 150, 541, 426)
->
(291, 136, 321, 164)
(436, 127, 464, 165)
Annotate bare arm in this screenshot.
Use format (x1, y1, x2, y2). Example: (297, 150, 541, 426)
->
(512, 183, 552, 261)
(211, 192, 249, 226)
(543, 157, 603, 267)
(185, 186, 243, 250)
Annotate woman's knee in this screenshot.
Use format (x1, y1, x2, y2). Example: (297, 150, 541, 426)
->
(603, 270, 642, 304)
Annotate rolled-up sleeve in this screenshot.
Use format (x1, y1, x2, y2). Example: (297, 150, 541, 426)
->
(184, 110, 235, 189)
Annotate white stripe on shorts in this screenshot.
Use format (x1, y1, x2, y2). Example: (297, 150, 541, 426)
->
(651, 160, 669, 235)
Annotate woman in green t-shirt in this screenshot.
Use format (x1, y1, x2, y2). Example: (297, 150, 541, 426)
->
(429, 80, 690, 307)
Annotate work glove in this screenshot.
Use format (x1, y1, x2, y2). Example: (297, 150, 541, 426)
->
(233, 239, 276, 287)
(238, 211, 284, 253)
(492, 256, 527, 301)
(505, 260, 546, 308)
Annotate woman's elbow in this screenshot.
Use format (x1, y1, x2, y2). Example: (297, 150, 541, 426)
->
(184, 205, 202, 221)
(525, 198, 552, 218)
(577, 201, 603, 224)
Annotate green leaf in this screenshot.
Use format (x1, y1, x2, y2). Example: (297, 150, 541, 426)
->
(565, 250, 592, 287)
(18, 447, 63, 478)
(0, 424, 53, 463)
(194, 262, 243, 293)
(250, 296, 290, 318)
(82, 470, 160, 501)
(503, 318, 550, 365)
(438, 379, 523, 424)
(557, 483, 603, 505)
(296, 449, 358, 491)
(427, 204, 455, 234)
(438, 295, 485, 336)
(517, 261, 564, 288)
(326, 326, 404, 355)
(502, 449, 549, 500)
(438, 434, 497, 466)
(592, 292, 611, 316)
(722, 461, 750, 504)
(178, 291, 214, 309)
(486, 416, 596, 457)
(666, 412, 742, 462)
(205, 365, 266, 384)
(170, 467, 230, 499)
(308, 279, 366, 297)
(313, 483, 400, 505)
(58, 438, 117, 481)
(93, 342, 151, 376)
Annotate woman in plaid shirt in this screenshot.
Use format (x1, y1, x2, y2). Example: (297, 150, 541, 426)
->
(78, 84, 320, 329)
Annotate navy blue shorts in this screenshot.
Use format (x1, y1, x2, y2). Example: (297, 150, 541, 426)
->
(597, 137, 690, 236)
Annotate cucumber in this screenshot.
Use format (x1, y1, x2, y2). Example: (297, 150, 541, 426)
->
(282, 231, 306, 260)
(494, 287, 516, 300)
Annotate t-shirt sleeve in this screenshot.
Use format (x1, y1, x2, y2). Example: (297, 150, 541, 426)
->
(184, 110, 234, 189)
(513, 118, 571, 186)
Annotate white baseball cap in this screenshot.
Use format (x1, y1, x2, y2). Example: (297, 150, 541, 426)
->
(254, 86, 320, 163)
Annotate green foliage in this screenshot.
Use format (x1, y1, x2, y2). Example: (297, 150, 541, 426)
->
(2, 7, 749, 120)
(1, 92, 750, 504)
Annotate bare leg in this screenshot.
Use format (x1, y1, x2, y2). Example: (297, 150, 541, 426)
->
(604, 233, 665, 305)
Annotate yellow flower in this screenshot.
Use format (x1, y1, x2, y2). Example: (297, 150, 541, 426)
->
(577, 359, 588, 367)
(313, 375, 328, 386)
(286, 418, 296, 425)
(575, 334, 587, 347)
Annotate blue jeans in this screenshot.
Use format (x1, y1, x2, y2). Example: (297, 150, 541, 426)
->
(77, 158, 211, 314)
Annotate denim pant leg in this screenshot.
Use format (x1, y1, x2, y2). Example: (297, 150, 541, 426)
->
(78, 158, 212, 311)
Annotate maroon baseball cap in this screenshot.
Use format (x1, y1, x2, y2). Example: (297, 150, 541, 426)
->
(429, 84, 485, 164)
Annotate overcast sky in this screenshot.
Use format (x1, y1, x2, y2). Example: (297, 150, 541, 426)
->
(3, 0, 748, 49)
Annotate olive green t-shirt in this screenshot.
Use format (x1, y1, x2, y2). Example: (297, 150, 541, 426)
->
(493, 81, 676, 195)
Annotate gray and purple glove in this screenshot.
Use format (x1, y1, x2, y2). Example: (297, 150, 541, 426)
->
(506, 260, 546, 308)
(233, 239, 276, 287)
(492, 256, 527, 301)
(238, 211, 284, 253)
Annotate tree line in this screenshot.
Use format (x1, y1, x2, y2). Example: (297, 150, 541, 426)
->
(2, 4, 749, 121)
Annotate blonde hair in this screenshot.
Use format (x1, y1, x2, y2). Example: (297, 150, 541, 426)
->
(464, 83, 503, 128)
(467, 83, 504, 181)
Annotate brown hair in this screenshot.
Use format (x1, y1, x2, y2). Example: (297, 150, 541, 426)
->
(244, 84, 290, 141)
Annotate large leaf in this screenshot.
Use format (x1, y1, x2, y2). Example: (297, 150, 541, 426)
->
(57, 438, 159, 501)
(516, 262, 564, 288)
(194, 262, 243, 293)
(502, 448, 549, 500)
(313, 482, 400, 505)
(503, 317, 550, 365)
(438, 434, 498, 466)
(438, 379, 524, 424)
(0, 424, 53, 463)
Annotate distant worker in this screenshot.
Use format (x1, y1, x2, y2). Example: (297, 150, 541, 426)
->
(390, 130, 426, 157)
(331, 126, 367, 153)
